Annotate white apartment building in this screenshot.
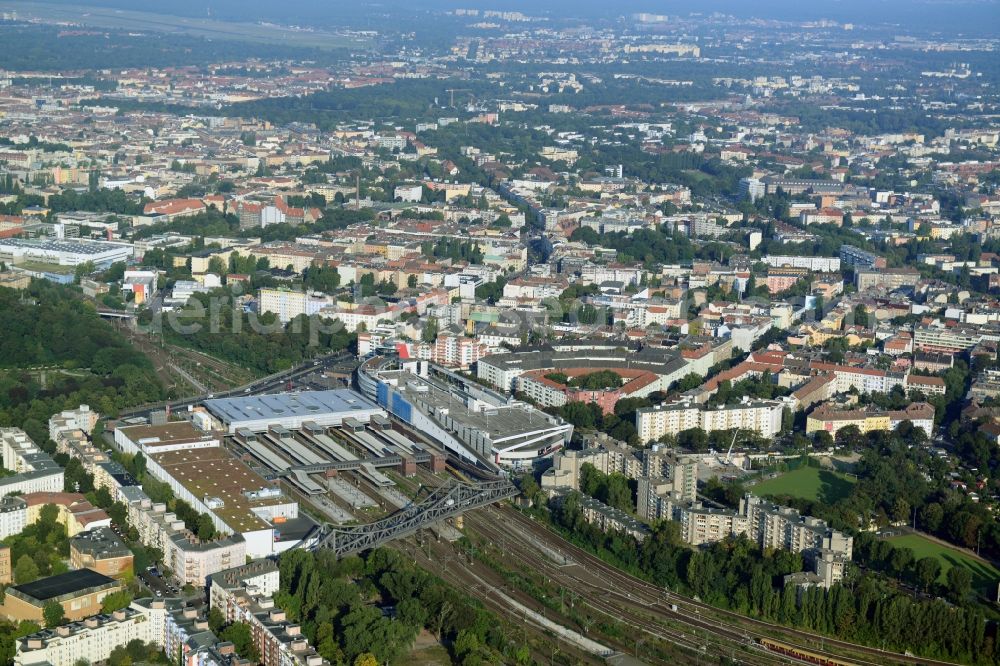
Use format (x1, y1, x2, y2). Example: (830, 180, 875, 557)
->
(393, 184, 423, 202)
(501, 277, 567, 301)
(763, 255, 841, 272)
(636, 398, 788, 443)
(318, 303, 401, 333)
(476, 358, 523, 393)
(699, 399, 785, 436)
(15, 601, 169, 666)
(257, 288, 334, 324)
(679, 504, 751, 546)
(666, 495, 852, 587)
(48, 405, 98, 441)
(635, 402, 701, 442)
(517, 375, 568, 409)
(635, 302, 685, 327)
(122, 493, 249, 586)
(166, 533, 247, 586)
(429, 335, 490, 369)
(0, 496, 27, 540)
(0, 428, 65, 498)
(739, 495, 853, 560)
(913, 325, 985, 353)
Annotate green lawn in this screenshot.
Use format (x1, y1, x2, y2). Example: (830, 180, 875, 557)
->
(887, 533, 1000, 592)
(752, 465, 856, 504)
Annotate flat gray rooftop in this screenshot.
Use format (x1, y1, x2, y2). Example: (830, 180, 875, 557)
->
(0, 237, 130, 255)
(391, 372, 559, 439)
(205, 390, 379, 425)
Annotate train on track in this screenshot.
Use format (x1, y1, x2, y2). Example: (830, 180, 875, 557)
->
(758, 638, 857, 666)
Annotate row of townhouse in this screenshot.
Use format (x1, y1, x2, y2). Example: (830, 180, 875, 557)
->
(208, 560, 327, 666)
(14, 596, 269, 666)
(49, 409, 249, 587)
(806, 362, 908, 394)
(805, 401, 936, 438)
(15, 600, 171, 666)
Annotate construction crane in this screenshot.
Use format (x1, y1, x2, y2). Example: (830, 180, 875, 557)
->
(721, 429, 739, 467)
(445, 88, 472, 107)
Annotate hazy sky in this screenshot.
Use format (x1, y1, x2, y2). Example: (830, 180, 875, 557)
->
(41, 0, 1000, 35)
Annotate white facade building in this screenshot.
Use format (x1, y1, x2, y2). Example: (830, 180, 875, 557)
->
(636, 398, 788, 443)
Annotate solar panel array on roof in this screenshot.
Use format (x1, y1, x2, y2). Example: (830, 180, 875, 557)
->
(14, 569, 115, 601)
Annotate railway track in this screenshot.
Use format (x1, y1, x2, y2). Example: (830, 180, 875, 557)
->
(460, 508, 782, 665)
(468, 504, 960, 666)
(397, 534, 724, 665)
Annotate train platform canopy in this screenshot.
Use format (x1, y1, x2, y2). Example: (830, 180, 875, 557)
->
(204, 389, 384, 433)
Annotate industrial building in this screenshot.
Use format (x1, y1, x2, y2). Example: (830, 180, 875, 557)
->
(113, 421, 220, 457)
(114, 396, 447, 569)
(228, 407, 446, 500)
(360, 357, 572, 469)
(113, 421, 301, 560)
(0, 237, 132, 268)
(203, 390, 383, 434)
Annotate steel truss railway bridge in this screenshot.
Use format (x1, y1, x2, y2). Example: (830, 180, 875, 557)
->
(312, 479, 517, 557)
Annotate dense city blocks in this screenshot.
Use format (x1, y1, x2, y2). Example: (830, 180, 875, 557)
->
(0, 1, 999, 665)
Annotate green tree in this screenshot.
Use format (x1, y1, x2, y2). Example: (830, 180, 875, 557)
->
(889, 547, 914, 578)
(195, 514, 216, 541)
(219, 622, 259, 663)
(107, 646, 131, 666)
(13, 554, 39, 584)
(101, 590, 133, 614)
(208, 607, 226, 634)
(422, 316, 439, 343)
(919, 503, 944, 533)
(207, 256, 226, 276)
(914, 557, 941, 592)
(43, 601, 66, 628)
(74, 261, 96, 283)
(946, 566, 972, 601)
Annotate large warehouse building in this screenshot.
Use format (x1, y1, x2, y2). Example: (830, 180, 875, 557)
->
(203, 390, 383, 434)
(113, 421, 303, 559)
(359, 357, 572, 470)
(0, 238, 133, 268)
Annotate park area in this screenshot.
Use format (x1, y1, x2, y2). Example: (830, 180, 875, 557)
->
(751, 465, 857, 504)
(887, 533, 1000, 592)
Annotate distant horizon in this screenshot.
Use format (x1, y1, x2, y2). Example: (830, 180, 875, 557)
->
(16, 0, 1000, 36)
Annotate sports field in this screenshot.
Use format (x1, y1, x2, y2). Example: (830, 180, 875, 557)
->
(752, 465, 856, 504)
(887, 533, 1000, 591)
